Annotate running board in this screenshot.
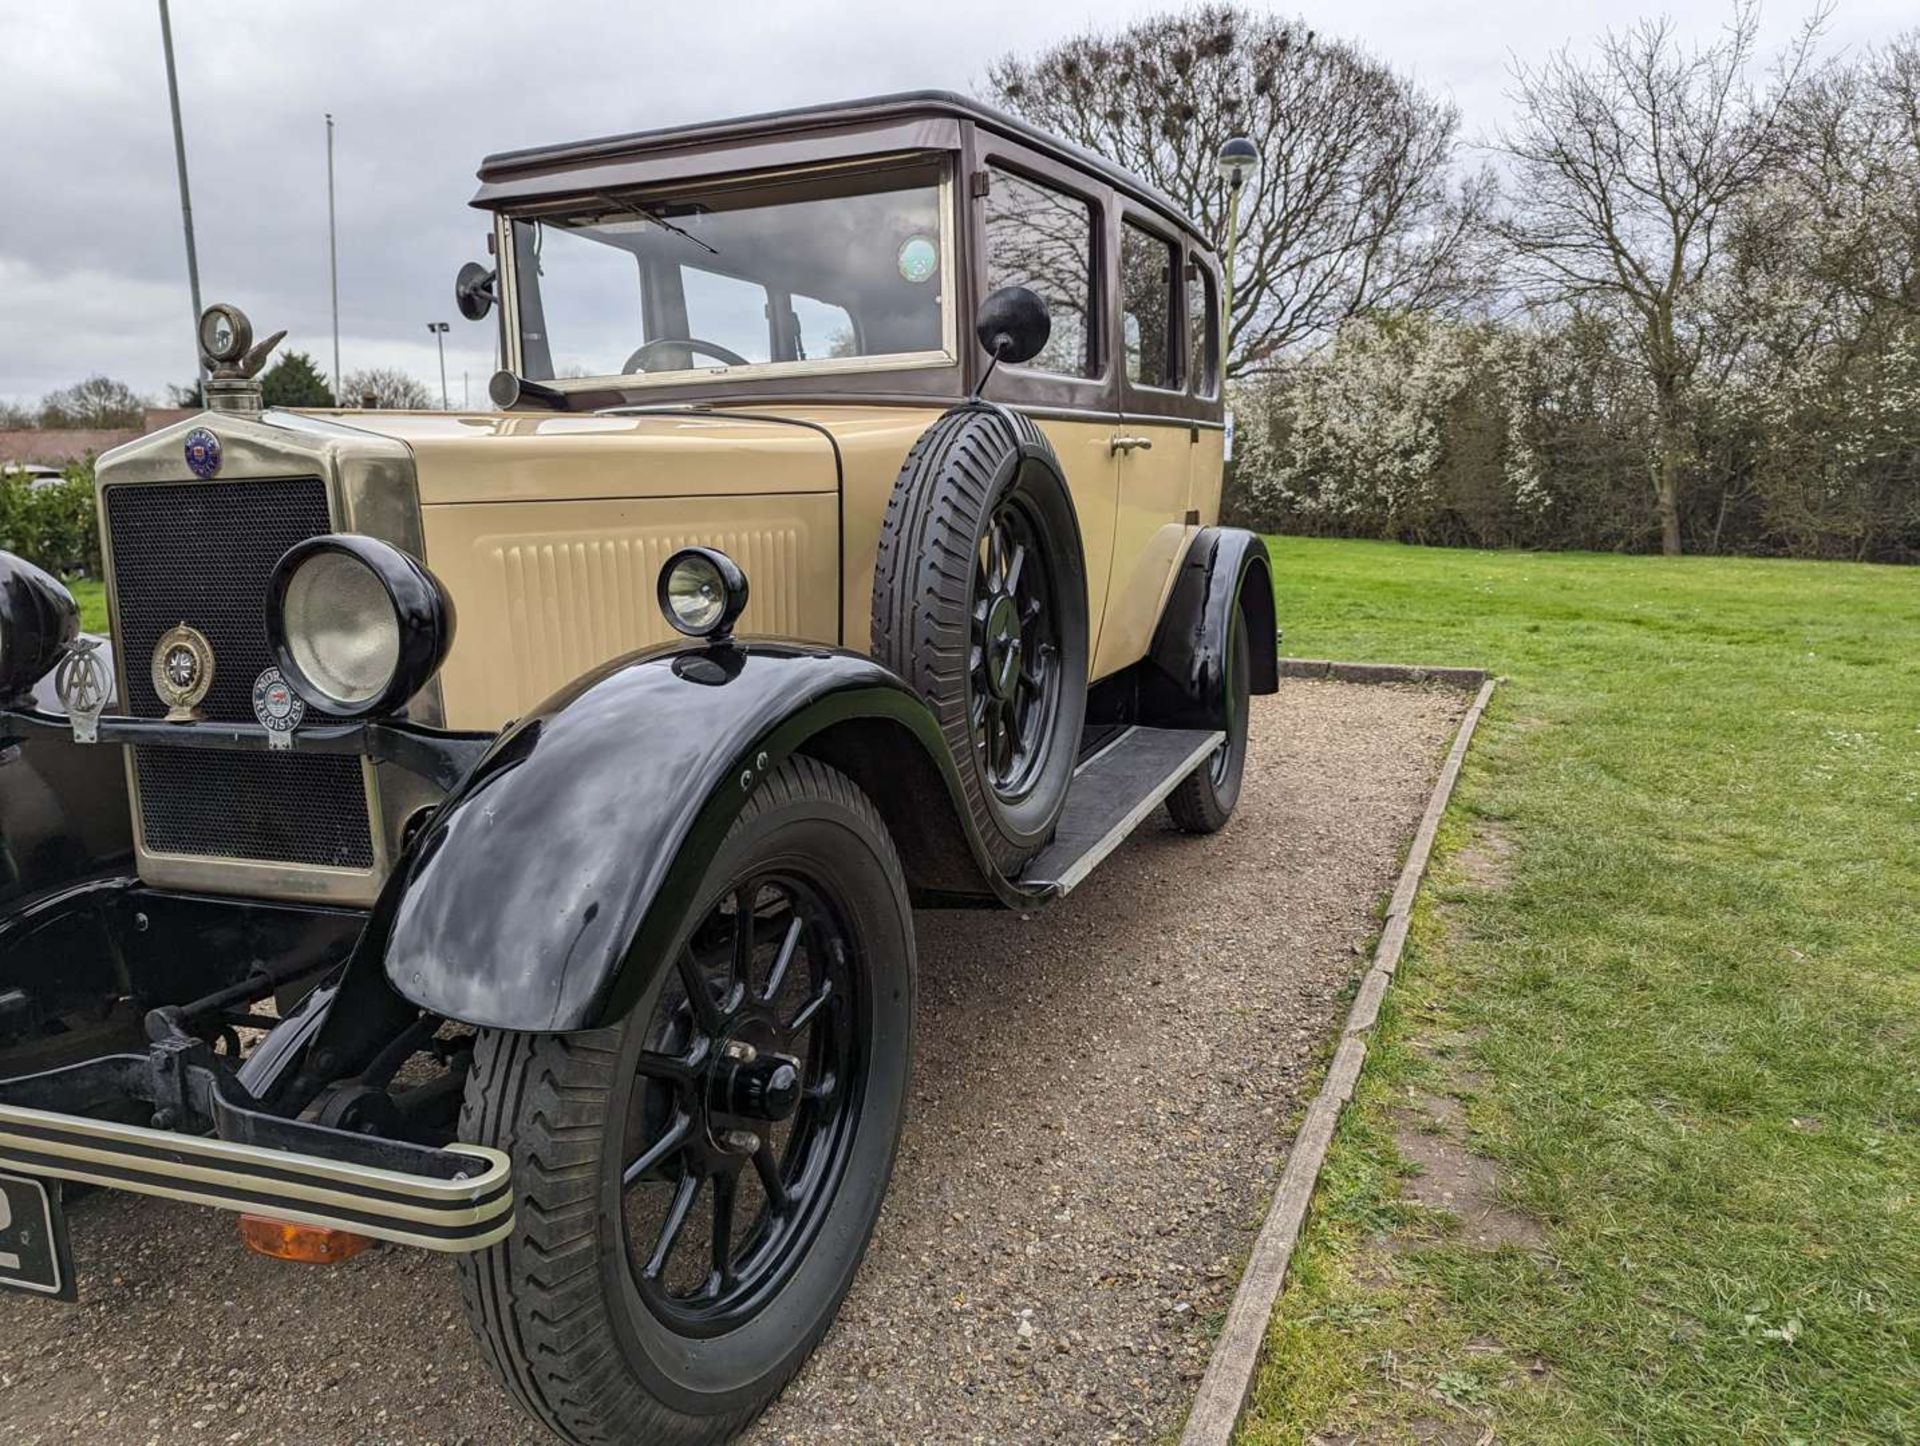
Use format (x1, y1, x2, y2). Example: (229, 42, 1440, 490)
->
(1020, 726, 1224, 897)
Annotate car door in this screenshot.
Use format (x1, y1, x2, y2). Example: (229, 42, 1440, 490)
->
(972, 149, 1124, 677)
(1097, 210, 1200, 679)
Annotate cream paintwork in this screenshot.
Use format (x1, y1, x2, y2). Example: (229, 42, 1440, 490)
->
(1094, 415, 1200, 679)
(338, 410, 838, 505)
(734, 407, 1123, 668)
(346, 405, 1140, 729)
(422, 493, 840, 724)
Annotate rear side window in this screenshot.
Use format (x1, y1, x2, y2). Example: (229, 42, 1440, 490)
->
(1187, 257, 1219, 398)
(1121, 222, 1180, 390)
(983, 168, 1097, 378)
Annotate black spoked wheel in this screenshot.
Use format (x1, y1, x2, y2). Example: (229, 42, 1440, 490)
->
(1167, 605, 1253, 834)
(623, 868, 865, 1336)
(458, 757, 914, 1446)
(872, 406, 1088, 872)
(969, 496, 1062, 804)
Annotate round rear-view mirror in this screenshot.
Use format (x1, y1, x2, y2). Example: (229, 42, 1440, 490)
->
(975, 285, 1051, 367)
(455, 262, 497, 322)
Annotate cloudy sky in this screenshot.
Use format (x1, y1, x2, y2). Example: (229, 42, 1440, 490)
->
(2, 0, 1908, 410)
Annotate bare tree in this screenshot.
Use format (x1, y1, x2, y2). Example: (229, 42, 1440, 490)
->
(1497, 2, 1826, 554)
(342, 367, 434, 410)
(35, 376, 148, 429)
(984, 6, 1491, 377)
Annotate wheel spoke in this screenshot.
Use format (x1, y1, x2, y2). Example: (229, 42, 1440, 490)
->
(674, 949, 725, 1034)
(643, 1172, 703, 1280)
(709, 1168, 739, 1294)
(635, 1046, 700, 1084)
(621, 1111, 692, 1188)
(753, 1142, 792, 1213)
(1003, 540, 1026, 598)
(789, 979, 833, 1032)
(730, 889, 757, 992)
(763, 914, 804, 1003)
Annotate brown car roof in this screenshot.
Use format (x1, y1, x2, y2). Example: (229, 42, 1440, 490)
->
(474, 90, 1215, 254)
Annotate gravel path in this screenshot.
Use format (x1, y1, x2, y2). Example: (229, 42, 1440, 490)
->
(0, 679, 1465, 1446)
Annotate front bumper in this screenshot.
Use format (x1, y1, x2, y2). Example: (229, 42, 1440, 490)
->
(0, 1049, 511, 1253)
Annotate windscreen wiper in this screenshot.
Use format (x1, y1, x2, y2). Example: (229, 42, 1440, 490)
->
(591, 193, 718, 256)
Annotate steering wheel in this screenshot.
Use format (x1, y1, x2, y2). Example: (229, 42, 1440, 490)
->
(624, 337, 753, 373)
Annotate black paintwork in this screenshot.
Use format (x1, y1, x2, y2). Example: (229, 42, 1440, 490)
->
(1135, 528, 1279, 731)
(381, 639, 1010, 1033)
(266, 534, 457, 720)
(0, 555, 78, 705)
(0, 872, 361, 1069)
(474, 91, 1215, 253)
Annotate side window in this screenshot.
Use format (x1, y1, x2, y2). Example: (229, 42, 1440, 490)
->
(791, 293, 858, 361)
(1187, 257, 1220, 398)
(983, 168, 1096, 378)
(1120, 222, 1180, 390)
(519, 222, 644, 379)
(680, 267, 772, 365)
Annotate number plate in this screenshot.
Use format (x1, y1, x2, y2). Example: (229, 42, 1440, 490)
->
(0, 1171, 75, 1302)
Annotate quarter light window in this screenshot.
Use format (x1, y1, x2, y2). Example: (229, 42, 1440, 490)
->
(983, 168, 1096, 379)
(1187, 257, 1220, 398)
(1121, 222, 1180, 390)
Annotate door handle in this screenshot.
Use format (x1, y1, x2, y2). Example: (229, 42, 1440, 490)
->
(1109, 434, 1154, 455)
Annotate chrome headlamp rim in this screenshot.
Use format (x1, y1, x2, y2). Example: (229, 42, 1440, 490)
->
(266, 534, 455, 720)
(657, 546, 749, 641)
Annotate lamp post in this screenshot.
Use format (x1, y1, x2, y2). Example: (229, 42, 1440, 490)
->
(157, 0, 204, 389)
(427, 322, 450, 410)
(327, 114, 341, 401)
(1216, 136, 1258, 356)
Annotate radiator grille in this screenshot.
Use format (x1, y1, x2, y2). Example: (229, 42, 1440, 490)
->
(104, 477, 375, 869)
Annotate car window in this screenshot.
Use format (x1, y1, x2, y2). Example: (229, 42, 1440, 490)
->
(1121, 222, 1180, 390)
(983, 168, 1096, 378)
(1187, 257, 1219, 398)
(520, 223, 645, 380)
(791, 292, 858, 361)
(680, 267, 772, 365)
(510, 157, 948, 382)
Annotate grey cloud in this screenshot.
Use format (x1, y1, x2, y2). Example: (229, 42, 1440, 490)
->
(4, 0, 1909, 405)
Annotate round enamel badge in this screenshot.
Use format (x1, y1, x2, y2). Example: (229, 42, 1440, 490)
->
(152, 622, 215, 721)
(252, 666, 305, 738)
(184, 427, 221, 479)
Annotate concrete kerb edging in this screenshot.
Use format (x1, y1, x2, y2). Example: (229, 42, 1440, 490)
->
(1179, 665, 1500, 1446)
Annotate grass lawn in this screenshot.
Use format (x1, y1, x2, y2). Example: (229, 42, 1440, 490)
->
(67, 578, 107, 634)
(1239, 539, 1919, 1443)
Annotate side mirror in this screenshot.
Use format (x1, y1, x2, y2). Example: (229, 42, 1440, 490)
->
(975, 285, 1051, 366)
(455, 262, 497, 322)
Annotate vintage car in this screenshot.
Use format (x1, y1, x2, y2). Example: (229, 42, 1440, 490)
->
(0, 93, 1275, 1443)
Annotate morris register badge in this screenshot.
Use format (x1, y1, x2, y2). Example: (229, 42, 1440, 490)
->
(152, 623, 215, 722)
(251, 666, 304, 749)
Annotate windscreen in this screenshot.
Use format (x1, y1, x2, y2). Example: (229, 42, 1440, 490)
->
(511, 157, 950, 382)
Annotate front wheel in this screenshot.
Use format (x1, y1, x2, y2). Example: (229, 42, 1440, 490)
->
(458, 756, 915, 1445)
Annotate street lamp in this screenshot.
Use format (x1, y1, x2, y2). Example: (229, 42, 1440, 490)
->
(1216, 136, 1258, 340)
(427, 322, 450, 410)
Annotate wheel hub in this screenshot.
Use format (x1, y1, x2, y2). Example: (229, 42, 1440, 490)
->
(710, 1035, 803, 1127)
(985, 594, 1023, 699)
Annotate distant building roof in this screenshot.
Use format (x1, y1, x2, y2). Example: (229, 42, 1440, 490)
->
(0, 409, 196, 470)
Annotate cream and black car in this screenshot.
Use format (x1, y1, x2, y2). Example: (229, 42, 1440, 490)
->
(0, 93, 1275, 1443)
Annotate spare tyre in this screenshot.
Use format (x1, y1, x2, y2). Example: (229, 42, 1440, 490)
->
(871, 406, 1088, 873)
